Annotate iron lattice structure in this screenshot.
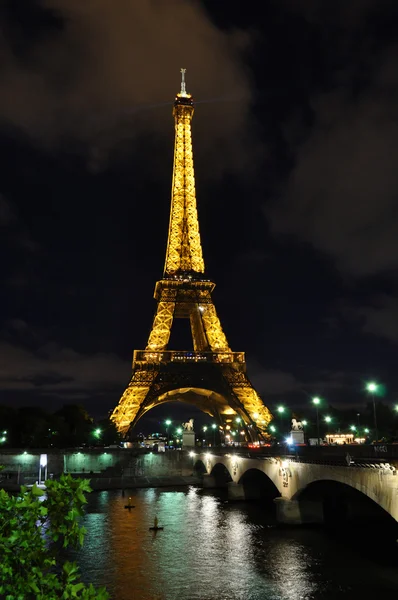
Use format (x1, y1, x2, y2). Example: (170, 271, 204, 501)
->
(111, 71, 272, 441)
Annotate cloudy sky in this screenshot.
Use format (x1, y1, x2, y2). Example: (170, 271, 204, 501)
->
(1, 0, 398, 426)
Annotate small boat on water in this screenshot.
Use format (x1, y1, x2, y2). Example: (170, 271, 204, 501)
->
(124, 497, 135, 509)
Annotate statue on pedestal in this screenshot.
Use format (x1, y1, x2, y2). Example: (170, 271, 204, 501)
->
(182, 419, 194, 431)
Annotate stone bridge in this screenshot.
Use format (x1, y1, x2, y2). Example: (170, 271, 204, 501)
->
(193, 450, 398, 528)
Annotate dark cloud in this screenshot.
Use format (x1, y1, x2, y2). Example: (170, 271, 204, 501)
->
(0, 338, 128, 398)
(343, 294, 398, 342)
(0, 194, 16, 226)
(0, 0, 253, 173)
(265, 13, 398, 277)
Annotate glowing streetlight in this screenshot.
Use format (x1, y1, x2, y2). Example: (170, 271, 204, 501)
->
(350, 425, 356, 432)
(324, 416, 332, 424)
(364, 428, 370, 434)
(235, 416, 241, 423)
(211, 423, 217, 446)
(270, 425, 276, 433)
(93, 428, 102, 439)
(202, 425, 208, 447)
(394, 405, 398, 413)
(312, 397, 321, 442)
(366, 382, 379, 442)
(302, 420, 308, 426)
(165, 420, 172, 446)
(176, 427, 182, 434)
(277, 406, 286, 436)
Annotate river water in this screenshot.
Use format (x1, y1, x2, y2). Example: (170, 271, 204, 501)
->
(76, 487, 398, 600)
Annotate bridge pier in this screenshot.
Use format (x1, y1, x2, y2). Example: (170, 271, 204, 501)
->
(274, 498, 324, 526)
(202, 474, 217, 488)
(274, 498, 302, 525)
(227, 482, 245, 501)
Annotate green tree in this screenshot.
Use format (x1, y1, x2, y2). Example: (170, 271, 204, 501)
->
(0, 473, 108, 599)
(54, 405, 93, 447)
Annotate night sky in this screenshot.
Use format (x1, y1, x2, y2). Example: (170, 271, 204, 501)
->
(1, 0, 398, 429)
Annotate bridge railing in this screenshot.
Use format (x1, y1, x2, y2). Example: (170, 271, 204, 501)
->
(197, 444, 398, 463)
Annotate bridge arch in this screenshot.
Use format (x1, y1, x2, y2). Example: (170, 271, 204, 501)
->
(193, 459, 207, 476)
(238, 468, 281, 501)
(210, 462, 233, 487)
(293, 479, 398, 534)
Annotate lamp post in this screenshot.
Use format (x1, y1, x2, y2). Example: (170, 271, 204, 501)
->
(165, 419, 171, 447)
(269, 424, 276, 442)
(211, 423, 217, 447)
(203, 426, 207, 447)
(176, 427, 183, 447)
(324, 415, 332, 424)
(277, 406, 285, 437)
(366, 382, 378, 442)
(312, 397, 321, 443)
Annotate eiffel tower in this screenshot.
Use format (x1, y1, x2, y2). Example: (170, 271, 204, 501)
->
(111, 70, 272, 441)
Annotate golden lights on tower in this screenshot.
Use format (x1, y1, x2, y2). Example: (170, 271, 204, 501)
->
(111, 70, 272, 438)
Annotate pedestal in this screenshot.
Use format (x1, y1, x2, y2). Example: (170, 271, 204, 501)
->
(182, 431, 195, 448)
(290, 430, 304, 444)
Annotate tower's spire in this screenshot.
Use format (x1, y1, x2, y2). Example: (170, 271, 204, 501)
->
(163, 70, 205, 276)
(180, 67, 187, 96)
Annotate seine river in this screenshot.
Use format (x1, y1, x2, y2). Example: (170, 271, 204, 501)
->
(76, 487, 398, 600)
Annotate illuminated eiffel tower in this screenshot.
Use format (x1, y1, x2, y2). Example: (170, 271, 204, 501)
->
(111, 70, 272, 441)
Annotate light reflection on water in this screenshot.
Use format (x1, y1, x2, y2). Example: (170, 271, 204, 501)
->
(75, 487, 398, 600)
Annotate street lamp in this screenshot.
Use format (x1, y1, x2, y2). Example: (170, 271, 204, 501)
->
(93, 428, 101, 440)
(324, 416, 332, 424)
(211, 423, 217, 446)
(165, 420, 171, 446)
(366, 382, 379, 442)
(312, 397, 321, 442)
(203, 426, 208, 447)
(350, 425, 356, 432)
(277, 406, 285, 436)
(302, 420, 308, 426)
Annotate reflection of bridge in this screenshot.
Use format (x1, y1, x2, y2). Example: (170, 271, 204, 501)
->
(193, 446, 398, 527)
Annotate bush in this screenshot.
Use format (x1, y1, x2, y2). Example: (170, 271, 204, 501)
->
(0, 473, 108, 599)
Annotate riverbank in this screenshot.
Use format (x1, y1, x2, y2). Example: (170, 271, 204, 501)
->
(1, 474, 201, 492)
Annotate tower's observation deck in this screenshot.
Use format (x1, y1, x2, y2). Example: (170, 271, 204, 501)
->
(111, 70, 272, 439)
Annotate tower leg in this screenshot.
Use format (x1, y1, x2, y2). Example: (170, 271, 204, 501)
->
(111, 369, 158, 434)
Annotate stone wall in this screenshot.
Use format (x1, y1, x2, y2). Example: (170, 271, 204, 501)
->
(0, 449, 194, 481)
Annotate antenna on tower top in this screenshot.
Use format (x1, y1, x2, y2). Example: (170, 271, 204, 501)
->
(180, 68, 187, 96)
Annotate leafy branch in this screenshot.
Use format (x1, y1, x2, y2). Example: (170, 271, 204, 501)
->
(0, 474, 108, 600)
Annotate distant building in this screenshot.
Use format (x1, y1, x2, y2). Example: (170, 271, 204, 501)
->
(325, 433, 354, 445)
